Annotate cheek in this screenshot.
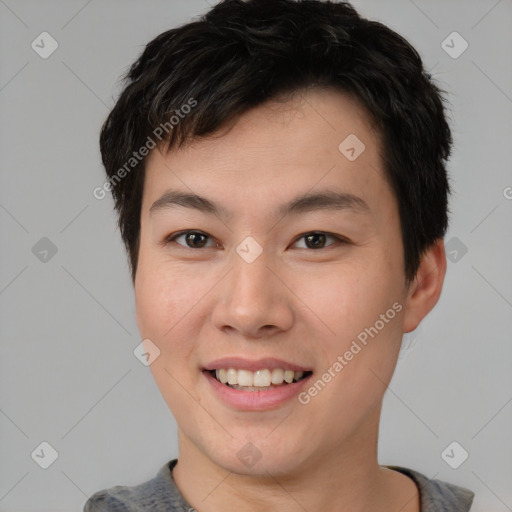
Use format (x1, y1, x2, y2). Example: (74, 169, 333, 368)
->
(135, 265, 205, 405)
(296, 266, 405, 436)
(293, 252, 404, 363)
(135, 261, 203, 342)
(295, 261, 388, 330)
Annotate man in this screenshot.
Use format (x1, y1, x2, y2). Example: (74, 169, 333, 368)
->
(85, 1, 474, 510)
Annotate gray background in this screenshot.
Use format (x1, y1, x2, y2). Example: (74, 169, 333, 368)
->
(0, 0, 511, 510)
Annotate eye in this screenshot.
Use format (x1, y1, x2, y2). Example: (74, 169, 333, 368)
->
(292, 231, 348, 249)
(165, 231, 218, 249)
(164, 230, 349, 251)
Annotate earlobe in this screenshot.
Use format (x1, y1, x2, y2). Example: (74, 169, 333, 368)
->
(402, 239, 447, 333)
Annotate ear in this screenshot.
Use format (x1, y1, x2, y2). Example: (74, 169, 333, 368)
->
(402, 238, 447, 333)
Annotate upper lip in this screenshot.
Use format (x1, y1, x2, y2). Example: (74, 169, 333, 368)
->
(203, 357, 312, 372)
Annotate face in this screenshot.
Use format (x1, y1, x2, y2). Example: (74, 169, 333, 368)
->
(135, 87, 413, 476)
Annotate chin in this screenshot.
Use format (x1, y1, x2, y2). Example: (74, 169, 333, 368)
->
(203, 435, 313, 478)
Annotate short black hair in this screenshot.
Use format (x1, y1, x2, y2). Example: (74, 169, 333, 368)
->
(99, 0, 453, 285)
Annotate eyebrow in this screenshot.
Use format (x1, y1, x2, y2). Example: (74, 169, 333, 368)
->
(149, 189, 370, 219)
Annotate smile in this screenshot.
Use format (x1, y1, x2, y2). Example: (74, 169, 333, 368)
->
(202, 357, 314, 409)
(209, 368, 312, 390)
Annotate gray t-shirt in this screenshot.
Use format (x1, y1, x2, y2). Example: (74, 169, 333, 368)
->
(83, 459, 475, 511)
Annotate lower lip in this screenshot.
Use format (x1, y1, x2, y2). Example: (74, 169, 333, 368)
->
(203, 370, 312, 411)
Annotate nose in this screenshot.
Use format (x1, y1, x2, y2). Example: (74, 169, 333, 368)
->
(211, 249, 294, 339)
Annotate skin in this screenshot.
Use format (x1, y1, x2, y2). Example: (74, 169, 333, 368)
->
(134, 87, 446, 512)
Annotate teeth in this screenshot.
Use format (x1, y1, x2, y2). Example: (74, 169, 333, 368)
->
(271, 368, 284, 384)
(218, 369, 229, 384)
(238, 370, 253, 387)
(284, 370, 295, 383)
(227, 368, 237, 385)
(254, 369, 271, 386)
(214, 368, 306, 387)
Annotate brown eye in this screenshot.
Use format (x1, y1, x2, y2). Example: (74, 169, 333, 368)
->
(305, 233, 327, 249)
(166, 231, 215, 249)
(184, 232, 208, 248)
(294, 231, 344, 250)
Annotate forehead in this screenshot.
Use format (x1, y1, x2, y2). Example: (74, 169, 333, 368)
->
(141, 87, 392, 221)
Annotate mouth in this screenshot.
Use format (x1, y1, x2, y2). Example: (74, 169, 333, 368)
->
(202, 359, 314, 410)
(204, 368, 313, 391)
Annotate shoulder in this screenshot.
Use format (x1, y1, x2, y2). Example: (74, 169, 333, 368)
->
(83, 459, 192, 512)
(386, 465, 475, 512)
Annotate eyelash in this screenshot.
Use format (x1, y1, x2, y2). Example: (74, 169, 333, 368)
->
(163, 230, 350, 250)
